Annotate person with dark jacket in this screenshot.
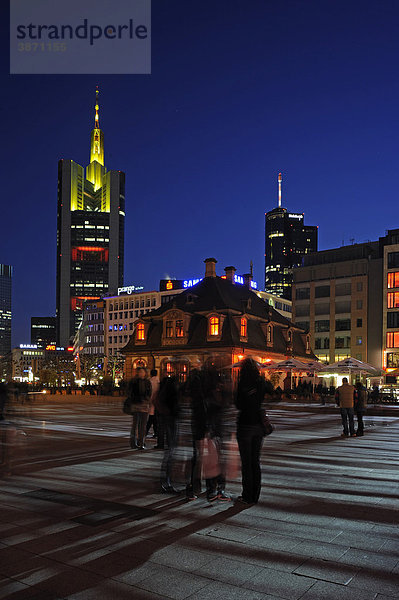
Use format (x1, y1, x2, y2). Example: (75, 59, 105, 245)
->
(354, 382, 367, 436)
(235, 358, 267, 505)
(127, 368, 151, 449)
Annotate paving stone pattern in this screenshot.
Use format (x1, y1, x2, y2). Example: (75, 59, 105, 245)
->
(0, 399, 398, 599)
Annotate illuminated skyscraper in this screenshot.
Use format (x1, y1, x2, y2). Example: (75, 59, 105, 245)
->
(265, 174, 317, 300)
(0, 264, 12, 357)
(56, 89, 125, 346)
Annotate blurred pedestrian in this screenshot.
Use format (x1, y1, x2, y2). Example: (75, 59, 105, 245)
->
(235, 358, 267, 505)
(158, 376, 180, 493)
(354, 381, 367, 436)
(146, 369, 160, 440)
(127, 368, 151, 449)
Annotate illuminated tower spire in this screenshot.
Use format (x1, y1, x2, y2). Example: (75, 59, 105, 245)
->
(87, 86, 106, 190)
(278, 172, 282, 208)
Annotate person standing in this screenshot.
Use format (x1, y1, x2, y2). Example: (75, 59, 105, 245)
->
(336, 377, 356, 437)
(235, 358, 267, 505)
(127, 367, 151, 449)
(354, 381, 367, 436)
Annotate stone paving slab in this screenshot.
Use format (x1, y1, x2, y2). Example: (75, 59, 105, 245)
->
(0, 401, 398, 599)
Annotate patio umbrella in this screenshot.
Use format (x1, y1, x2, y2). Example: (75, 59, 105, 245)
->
(267, 358, 309, 371)
(324, 357, 378, 374)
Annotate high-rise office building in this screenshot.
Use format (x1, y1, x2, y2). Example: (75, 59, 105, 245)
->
(265, 174, 317, 300)
(292, 228, 399, 371)
(31, 317, 57, 348)
(0, 264, 12, 357)
(56, 90, 125, 346)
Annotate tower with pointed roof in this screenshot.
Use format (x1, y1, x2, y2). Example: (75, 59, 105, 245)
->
(56, 89, 125, 346)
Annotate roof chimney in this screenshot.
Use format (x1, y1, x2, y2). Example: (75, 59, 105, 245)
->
(204, 257, 217, 278)
(224, 266, 236, 283)
(243, 273, 253, 289)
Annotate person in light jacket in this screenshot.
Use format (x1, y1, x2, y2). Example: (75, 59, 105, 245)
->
(335, 377, 356, 437)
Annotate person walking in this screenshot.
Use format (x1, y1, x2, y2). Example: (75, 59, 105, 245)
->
(354, 381, 367, 436)
(235, 358, 267, 505)
(127, 367, 151, 449)
(336, 377, 356, 437)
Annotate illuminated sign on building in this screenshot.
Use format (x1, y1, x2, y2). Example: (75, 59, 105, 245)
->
(118, 285, 145, 295)
(46, 345, 66, 351)
(19, 344, 37, 349)
(184, 279, 202, 288)
(288, 213, 303, 220)
(160, 275, 258, 291)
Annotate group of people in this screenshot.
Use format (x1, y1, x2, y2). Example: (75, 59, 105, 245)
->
(335, 378, 367, 437)
(125, 359, 271, 505)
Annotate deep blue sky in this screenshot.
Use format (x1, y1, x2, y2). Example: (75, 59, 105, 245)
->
(2, 0, 399, 344)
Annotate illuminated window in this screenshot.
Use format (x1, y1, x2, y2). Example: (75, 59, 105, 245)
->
(136, 323, 145, 341)
(209, 316, 219, 336)
(388, 272, 399, 289)
(387, 331, 399, 348)
(387, 292, 399, 309)
(176, 320, 184, 337)
(166, 320, 173, 338)
(240, 318, 247, 337)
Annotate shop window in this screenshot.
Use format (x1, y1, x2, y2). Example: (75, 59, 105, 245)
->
(240, 318, 247, 337)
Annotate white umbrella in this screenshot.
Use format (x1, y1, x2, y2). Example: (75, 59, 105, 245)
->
(267, 358, 309, 371)
(325, 357, 378, 374)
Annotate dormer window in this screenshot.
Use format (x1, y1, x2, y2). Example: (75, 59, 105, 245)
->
(166, 320, 173, 338)
(209, 316, 220, 336)
(240, 318, 247, 338)
(136, 323, 145, 341)
(176, 320, 184, 337)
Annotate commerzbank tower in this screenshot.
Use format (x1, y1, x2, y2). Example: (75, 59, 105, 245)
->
(56, 89, 125, 347)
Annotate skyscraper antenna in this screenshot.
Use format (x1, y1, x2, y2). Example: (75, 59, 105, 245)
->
(250, 260, 253, 276)
(95, 86, 100, 128)
(278, 172, 282, 208)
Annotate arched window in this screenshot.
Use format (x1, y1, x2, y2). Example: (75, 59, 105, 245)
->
(136, 323, 145, 341)
(240, 318, 247, 337)
(209, 316, 220, 336)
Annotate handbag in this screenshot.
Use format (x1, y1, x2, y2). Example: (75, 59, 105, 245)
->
(260, 410, 274, 436)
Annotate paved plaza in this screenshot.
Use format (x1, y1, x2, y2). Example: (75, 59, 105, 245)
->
(0, 397, 398, 600)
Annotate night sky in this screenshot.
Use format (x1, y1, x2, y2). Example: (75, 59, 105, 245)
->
(2, 0, 399, 345)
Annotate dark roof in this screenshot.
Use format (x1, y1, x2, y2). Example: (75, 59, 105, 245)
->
(122, 276, 313, 358)
(148, 277, 291, 325)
